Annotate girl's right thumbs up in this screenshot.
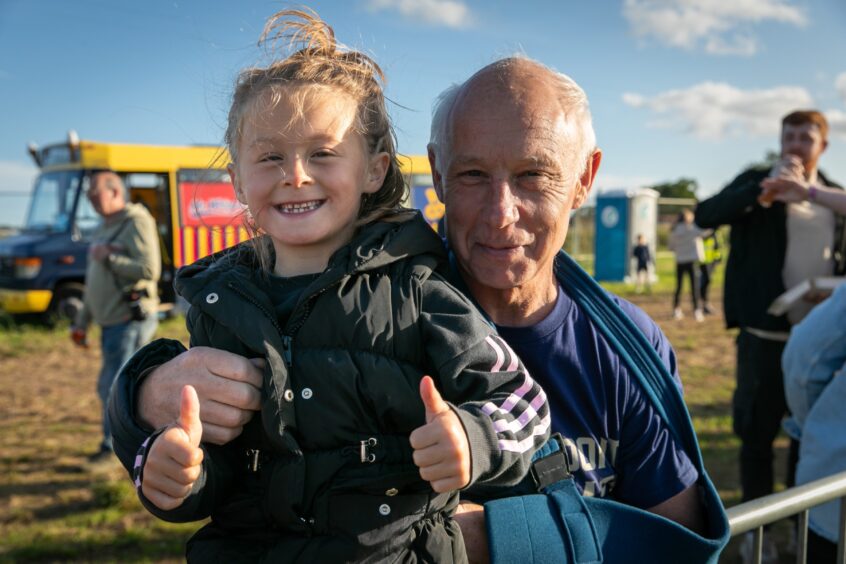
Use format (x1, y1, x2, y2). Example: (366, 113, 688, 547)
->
(178, 385, 203, 448)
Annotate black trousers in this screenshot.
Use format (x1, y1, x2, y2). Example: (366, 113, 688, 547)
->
(673, 261, 700, 310)
(733, 330, 794, 502)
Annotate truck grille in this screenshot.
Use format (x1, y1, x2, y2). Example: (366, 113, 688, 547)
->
(0, 256, 14, 278)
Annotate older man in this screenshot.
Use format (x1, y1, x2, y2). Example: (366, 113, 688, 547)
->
(73, 170, 160, 460)
(109, 57, 710, 558)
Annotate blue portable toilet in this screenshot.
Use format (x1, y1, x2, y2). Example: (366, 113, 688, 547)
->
(594, 188, 658, 282)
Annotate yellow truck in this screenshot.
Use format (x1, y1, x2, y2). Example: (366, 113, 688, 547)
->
(0, 132, 442, 320)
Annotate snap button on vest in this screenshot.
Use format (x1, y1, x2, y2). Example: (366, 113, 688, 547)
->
(205, 292, 219, 304)
(385, 488, 398, 496)
(283, 389, 294, 402)
(379, 503, 391, 516)
(302, 388, 313, 399)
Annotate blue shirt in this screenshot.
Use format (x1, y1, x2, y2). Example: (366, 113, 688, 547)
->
(495, 287, 698, 508)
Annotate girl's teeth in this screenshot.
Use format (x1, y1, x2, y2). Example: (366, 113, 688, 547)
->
(278, 201, 321, 213)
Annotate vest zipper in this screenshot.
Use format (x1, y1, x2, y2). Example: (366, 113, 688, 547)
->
(228, 282, 285, 336)
(281, 335, 293, 367)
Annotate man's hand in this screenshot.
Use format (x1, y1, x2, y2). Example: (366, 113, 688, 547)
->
(759, 177, 810, 205)
(454, 501, 490, 564)
(70, 326, 88, 348)
(137, 347, 264, 445)
(410, 375, 471, 492)
(142, 385, 204, 510)
(88, 243, 113, 262)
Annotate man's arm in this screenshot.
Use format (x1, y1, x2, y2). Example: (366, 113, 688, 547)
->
(648, 483, 707, 535)
(761, 177, 846, 216)
(695, 169, 766, 228)
(108, 339, 264, 479)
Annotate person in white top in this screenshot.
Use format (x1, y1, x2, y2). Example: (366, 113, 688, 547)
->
(668, 208, 706, 321)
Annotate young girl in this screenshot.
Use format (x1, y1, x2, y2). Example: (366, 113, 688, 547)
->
(131, 10, 549, 563)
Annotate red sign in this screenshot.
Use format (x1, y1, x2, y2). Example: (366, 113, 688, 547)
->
(178, 182, 244, 227)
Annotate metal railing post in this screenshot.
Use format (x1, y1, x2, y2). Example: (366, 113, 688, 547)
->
(726, 470, 846, 563)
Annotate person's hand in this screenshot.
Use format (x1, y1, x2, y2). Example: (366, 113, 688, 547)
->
(88, 243, 112, 262)
(141, 385, 204, 510)
(759, 177, 810, 206)
(770, 155, 805, 181)
(137, 347, 264, 445)
(454, 501, 490, 564)
(803, 288, 831, 305)
(70, 326, 88, 348)
(410, 375, 471, 492)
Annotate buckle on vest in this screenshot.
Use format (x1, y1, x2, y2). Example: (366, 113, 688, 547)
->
(360, 437, 378, 463)
(530, 450, 571, 491)
(246, 449, 261, 472)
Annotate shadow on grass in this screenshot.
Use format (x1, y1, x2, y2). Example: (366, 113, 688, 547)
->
(2, 528, 192, 563)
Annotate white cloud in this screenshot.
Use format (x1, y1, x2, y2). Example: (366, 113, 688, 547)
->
(836, 72, 846, 103)
(622, 0, 807, 56)
(827, 110, 846, 139)
(0, 160, 37, 193)
(623, 81, 814, 139)
(366, 0, 471, 28)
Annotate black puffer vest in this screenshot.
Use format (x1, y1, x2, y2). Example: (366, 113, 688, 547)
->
(176, 213, 467, 563)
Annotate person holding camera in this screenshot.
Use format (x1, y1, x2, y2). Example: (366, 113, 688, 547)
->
(72, 170, 160, 462)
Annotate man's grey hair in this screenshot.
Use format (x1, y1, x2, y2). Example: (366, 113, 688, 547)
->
(428, 55, 596, 178)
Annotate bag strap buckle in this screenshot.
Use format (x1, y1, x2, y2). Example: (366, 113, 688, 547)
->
(530, 449, 572, 491)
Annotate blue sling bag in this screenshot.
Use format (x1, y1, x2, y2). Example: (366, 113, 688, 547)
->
(483, 252, 730, 563)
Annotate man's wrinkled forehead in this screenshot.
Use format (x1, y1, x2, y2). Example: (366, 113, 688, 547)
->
(449, 73, 578, 163)
(451, 77, 568, 137)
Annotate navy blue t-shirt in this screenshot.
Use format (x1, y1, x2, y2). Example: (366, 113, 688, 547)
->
(495, 287, 698, 508)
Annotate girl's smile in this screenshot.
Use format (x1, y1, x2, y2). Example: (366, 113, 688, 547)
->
(229, 87, 388, 276)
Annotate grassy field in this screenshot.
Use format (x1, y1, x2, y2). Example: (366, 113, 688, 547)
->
(0, 255, 795, 562)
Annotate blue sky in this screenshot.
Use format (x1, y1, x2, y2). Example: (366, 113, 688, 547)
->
(1, 0, 845, 227)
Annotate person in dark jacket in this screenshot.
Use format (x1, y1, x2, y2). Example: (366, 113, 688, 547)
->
(696, 110, 845, 562)
(128, 10, 549, 563)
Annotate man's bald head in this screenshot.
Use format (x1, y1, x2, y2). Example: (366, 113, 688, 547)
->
(88, 170, 127, 218)
(429, 56, 596, 179)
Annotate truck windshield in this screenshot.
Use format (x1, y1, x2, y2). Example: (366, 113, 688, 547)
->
(24, 171, 83, 233)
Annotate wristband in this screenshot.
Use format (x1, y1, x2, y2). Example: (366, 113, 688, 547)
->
(808, 185, 818, 202)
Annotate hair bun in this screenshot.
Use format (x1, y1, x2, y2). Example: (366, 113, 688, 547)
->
(260, 8, 338, 59)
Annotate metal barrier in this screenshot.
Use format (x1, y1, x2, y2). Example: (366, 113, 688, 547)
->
(726, 470, 846, 564)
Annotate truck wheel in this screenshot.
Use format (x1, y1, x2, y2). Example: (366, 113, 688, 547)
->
(46, 282, 86, 325)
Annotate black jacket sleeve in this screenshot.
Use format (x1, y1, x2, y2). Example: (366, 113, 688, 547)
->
(695, 168, 768, 228)
(131, 306, 244, 523)
(109, 338, 189, 472)
(418, 273, 550, 489)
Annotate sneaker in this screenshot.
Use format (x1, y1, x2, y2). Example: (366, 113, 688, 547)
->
(703, 304, 714, 315)
(694, 309, 705, 322)
(673, 308, 684, 320)
(739, 531, 779, 564)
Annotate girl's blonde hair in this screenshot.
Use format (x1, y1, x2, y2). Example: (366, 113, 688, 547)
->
(227, 9, 406, 241)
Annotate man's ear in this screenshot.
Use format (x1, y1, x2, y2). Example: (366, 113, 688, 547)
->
(427, 145, 445, 202)
(228, 163, 247, 205)
(365, 152, 390, 194)
(573, 149, 602, 210)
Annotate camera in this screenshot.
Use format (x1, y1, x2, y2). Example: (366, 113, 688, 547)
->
(123, 287, 149, 321)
